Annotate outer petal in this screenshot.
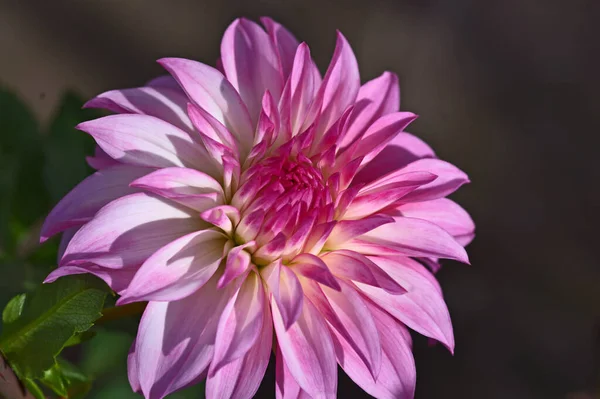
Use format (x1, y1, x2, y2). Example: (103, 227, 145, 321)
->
(304, 280, 382, 379)
(211, 271, 266, 373)
(263, 260, 304, 329)
(61, 193, 204, 268)
(396, 198, 475, 237)
(325, 215, 394, 248)
(130, 167, 224, 211)
(321, 250, 405, 294)
(77, 114, 210, 170)
(118, 230, 227, 304)
(261, 17, 301, 80)
(127, 339, 141, 394)
(394, 158, 470, 203)
(353, 132, 435, 185)
(86, 145, 119, 170)
(357, 256, 455, 351)
(275, 346, 312, 399)
(306, 32, 360, 140)
(83, 86, 193, 133)
(342, 112, 418, 168)
(279, 43, 321, 138)
(40, 165, 151, 241)
(44, 263, 137, 294)
(157, 57, 254, 148)
(57, 227, 79, 262)
(272, 295, 337, 398)
(221, 18, 284, 123)
(341, 71, 400, 147)
(187, 103, 240, 156)
(290, 253, 341, 290)
(133, 273, 235, 399)
(346, 217, 469, 263)
(145, 75, 182, 91)
(333, 299, 416, 399)
(342, 171, 436, 220)
(206, 297, 273, 399)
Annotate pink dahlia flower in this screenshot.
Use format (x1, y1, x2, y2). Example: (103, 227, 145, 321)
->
(41, 17, 474, 399)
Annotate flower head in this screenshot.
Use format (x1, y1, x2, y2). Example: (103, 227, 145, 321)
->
(42, 17, 474, 399)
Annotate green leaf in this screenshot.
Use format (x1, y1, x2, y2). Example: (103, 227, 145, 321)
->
(43, 91, 99, 202)
(2, 294, 26, 324)
(0, 275, 109, 378)
(40, 358, 92, 398)
(23, 378, 46, 399)
(64, 330, 97, 347)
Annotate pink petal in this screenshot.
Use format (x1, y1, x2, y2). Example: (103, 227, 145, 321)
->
(145, 75, 182, 91)
(211, 271, 266, 373)
(395, 158, 470, 202)
(348, 216, 469, 263)
(275, 346, 312, 399)
(307, 31, 360, 140)
(40, 165, 151, 241)
(282, 211, 317, 260)
(117, 230, 227, 304)
(133, 274, 235, 399)
(260, 17, 301, 80)
(218, 242, 254, 288)
(342, 172, 436, 220)
(235, 209, 265, 242)
(396, 198, 475, 237)
(157, 57, 254, 147)
(200, 205, 240, 235)
(325, 214, 394, 247)
(83, 86, 193, 133)
(304, 279, 382, 378)
(321, 250, 406, 294)
(254, 91, 279, 149)
(301, 221, 336, 255)
(272, 294, 337, 398)
(77, 114, 210, 170)
(221, 18, 284, 123)
(290, 253, 341, 291)
(279, 43, 321, 137)
(253, 233, 287, 265)
(130, 167, 224, 211)
(341, 71, 400, 148)
(206, 299, 273, 399)
(353, 132, 435, 185)
(187, 102, 240, 156)
(357, 255, 455, 352)
(45, 263, 137, 294)
(86, 145, 119, 170)
(263, 260, 304, 329)
(61, 193, 204, 268)
(333, 299, 416, 399)
(57, 227, 78, 262)
(345, 112, 418, 167)
(455, 232, 475, 247)
(127, 339, 141, 393)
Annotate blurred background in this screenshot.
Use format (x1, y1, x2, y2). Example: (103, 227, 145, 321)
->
(0, 0, 598, 398)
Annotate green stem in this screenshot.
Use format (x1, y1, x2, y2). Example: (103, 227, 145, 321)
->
(96, 302, 147, 325)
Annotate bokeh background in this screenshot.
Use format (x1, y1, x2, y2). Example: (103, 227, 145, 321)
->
(1, 1, 599, 398)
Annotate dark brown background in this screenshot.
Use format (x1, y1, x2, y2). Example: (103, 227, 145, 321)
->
(1, 0, 599, 398)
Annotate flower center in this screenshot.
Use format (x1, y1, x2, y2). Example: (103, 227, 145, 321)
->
(232, 154, 333, 262)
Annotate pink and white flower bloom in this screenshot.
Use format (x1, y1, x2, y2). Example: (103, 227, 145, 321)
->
(42, 17, 474, 399)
